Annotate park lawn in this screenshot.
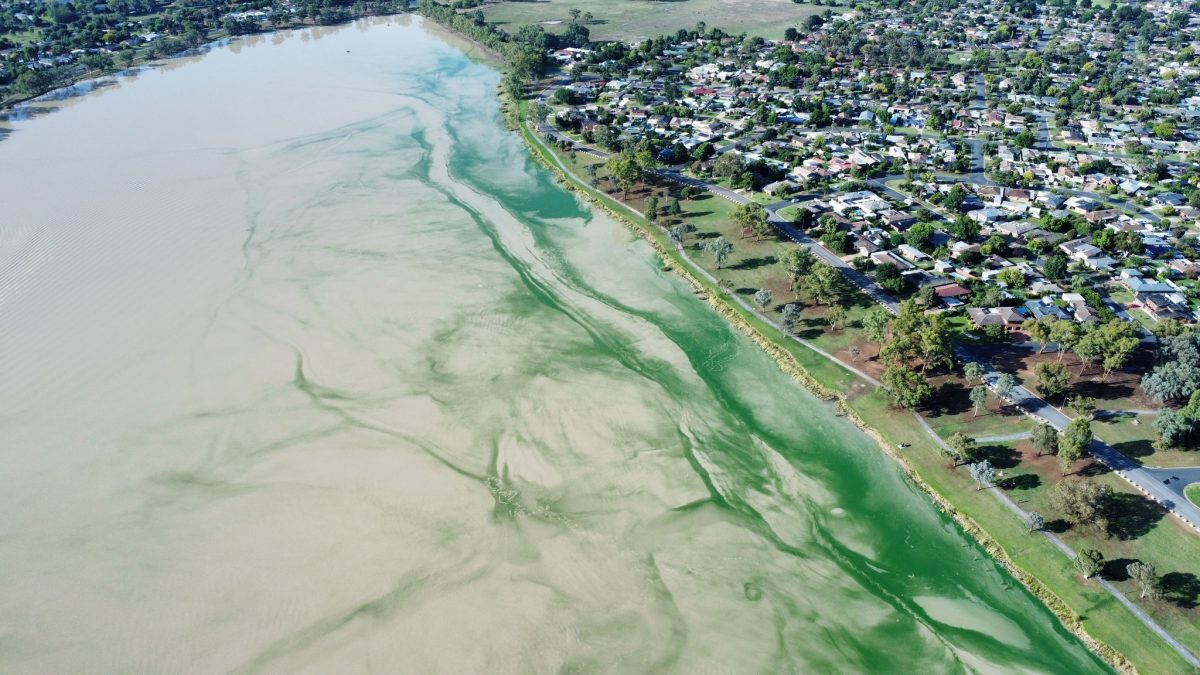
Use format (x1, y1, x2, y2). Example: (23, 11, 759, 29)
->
(520, 100, 1199, 672)
(847, 392, 1196, 675)
(1187, 484, 1200, 508)
(924, 387, 1039, 441)
(1091, 414, 1200, 468)
(1018, 467, 1200, 659)
(479, 0, 835, 41)
(775, 203, 805, 223)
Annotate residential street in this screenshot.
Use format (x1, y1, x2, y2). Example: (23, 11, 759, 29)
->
(528, 85, 1200, 532)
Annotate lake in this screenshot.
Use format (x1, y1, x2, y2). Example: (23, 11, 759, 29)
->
(0, 16, 1109, 673)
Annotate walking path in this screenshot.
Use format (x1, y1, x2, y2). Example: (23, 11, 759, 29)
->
(523, 111, 1200, 668)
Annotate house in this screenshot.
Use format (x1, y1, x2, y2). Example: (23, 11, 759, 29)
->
(1153, 192, 1186, 207)
(1026, 298, 1071, 321)
(967, 307, 1026, 332)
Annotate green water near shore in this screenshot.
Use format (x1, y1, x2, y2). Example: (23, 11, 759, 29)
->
(0, 16, 1109, 673)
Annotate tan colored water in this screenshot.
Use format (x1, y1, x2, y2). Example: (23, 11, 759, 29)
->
(0, 16, 1108, 673)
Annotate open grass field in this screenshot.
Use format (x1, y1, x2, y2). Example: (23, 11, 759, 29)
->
(479, 0, 835, 41)
(1188, 483, 1200, 508)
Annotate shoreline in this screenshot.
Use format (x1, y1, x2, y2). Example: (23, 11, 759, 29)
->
(507, 94, 1132, 674)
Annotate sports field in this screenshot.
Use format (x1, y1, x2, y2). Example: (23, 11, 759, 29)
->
(478, 0, 837, 41)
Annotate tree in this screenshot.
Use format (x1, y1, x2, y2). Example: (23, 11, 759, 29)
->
(1074, 549, 1105, 579)
(1035, 362, 1071, 400)
(646, 195, 659, 222)
(606, 152, 639, 198)
(947, 432, 979, 467)
(883, 364, 933, 410)
(1026, 511, 1045, 533)
(712, 152, 744, 178)
(782, 246, 817, 287)
(1077, 320, 1138, 379)
(668, 225, 686, 246)
(1032, 423, 1059, 457)
(997, 267, 1025, 288)
(551, 87, 573, 105)
(798, 262, 849, 307)
(918, 314, 952, 373)
(1023, 317, 1054, 353)
(1127, 562, 1163, 600)
(1043, 254, 1068, 281)
(1052, 478, 1112, 531)
(969, 385, 989, 417)
(828, 305, 847, 330)
(1049, 320, 1082, 361)
(733, 202, 771, 240)
(781, 303, 802, 334)
(995, 372, 1016, 400)
(1156, 409, 1196, 450)
(963, 361, 985, 384)
(1142, 333, 1200, 402)
(754, 288, 773, 310)
(706, 237, 732, 268)
(531, 101, 551, 125)
(1068, 395, 1096, 419)
(969, 459, 997, 490)
(1059, 417, 1093, 474)
(861, 307, 891, 347)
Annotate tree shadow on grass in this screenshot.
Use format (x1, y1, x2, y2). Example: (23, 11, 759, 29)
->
(1112, 440, 1155, 462)
(728, 255, 777, 271)
(1001, 473, 1041, 490)
(977, 443, 1020, 470)
(692, 231, 720, 240)
(926, 381, 972, 418)
(1162, 572, 1200, 609)
(1075, 460, 1111, 477)
(1101, 558, 1136, 582)
(1044, 518, 1070, 534)
(1104, 492, 1165, 541)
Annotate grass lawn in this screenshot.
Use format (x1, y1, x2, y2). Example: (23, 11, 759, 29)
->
(479, 0, 836, 41)
(1017, 464, 1200, 661)
(1091, 414, 1200, 468)
(1187, 484, 1200, 508)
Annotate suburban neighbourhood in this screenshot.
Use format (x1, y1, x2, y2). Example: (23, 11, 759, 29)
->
(486, 0, 1200, 670)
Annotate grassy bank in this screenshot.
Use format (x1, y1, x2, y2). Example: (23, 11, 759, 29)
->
(478, 0, 836, 41)
(509, 94, 1200, 674)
